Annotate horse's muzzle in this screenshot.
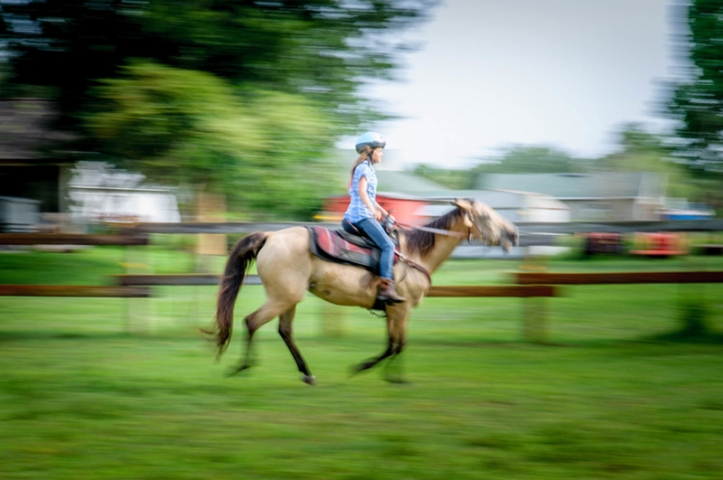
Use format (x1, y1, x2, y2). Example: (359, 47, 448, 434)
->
(501, 228, 519, 252)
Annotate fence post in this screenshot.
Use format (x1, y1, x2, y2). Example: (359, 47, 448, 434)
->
(321, 302, 347, 338)
(520, 254, 549, 343)
(522, 297, 548, 343)
(123, 244, 152, 333)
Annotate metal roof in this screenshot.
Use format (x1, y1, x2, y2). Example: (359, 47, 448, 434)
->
(476, 172, 668, 199)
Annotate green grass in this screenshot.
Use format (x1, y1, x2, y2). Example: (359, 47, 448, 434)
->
(1, 248, 723, 479)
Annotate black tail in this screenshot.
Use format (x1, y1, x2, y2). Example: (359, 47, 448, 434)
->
(205, 232, 267, 355)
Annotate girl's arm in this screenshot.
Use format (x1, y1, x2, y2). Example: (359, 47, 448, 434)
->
(375, 202, 388, 216)
(358, 177, 383, 221)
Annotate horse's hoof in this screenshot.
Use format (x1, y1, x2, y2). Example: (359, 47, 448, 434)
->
(385, 376, 411, 385)
(302, 374, 317, 385)
(352, 361, 375, 375)
(226, 364, 251, 377)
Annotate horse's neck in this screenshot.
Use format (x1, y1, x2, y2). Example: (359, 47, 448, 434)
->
(423, 235, 463, 273)
(408, 221, 467, 274)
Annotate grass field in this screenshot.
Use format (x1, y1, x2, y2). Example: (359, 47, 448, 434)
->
(1, 246, 723, 479)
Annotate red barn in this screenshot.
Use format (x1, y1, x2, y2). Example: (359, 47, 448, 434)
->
(318, 158, 453, 225)
(320, 193, 431, 226)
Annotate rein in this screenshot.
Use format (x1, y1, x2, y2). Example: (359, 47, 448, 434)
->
(394, 250, 432, 286)
(386, 213, 486, 285)
(395, 221, 469, 239)
(390, 218, 476, 286)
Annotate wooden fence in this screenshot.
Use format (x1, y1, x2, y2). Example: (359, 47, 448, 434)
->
(512, 270, 723, 342)
(3, 230, 723, 341)
(114, 273, 557, 298)
(0, 233, 151, 299)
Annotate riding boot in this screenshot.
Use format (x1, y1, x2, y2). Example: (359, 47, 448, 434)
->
(378, 278, 406, 304)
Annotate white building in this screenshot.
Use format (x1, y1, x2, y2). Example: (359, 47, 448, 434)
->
(68, 162, 181, 224)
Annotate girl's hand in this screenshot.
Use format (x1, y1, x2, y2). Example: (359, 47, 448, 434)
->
(374, 210, 383, 221)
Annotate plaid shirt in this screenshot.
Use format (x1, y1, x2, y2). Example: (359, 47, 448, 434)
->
(343, 160, 377, 224)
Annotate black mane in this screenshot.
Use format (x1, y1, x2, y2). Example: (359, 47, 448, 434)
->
(405, 207, 463, 257)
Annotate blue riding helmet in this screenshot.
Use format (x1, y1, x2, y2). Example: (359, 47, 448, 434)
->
(355, 132, 386, 154)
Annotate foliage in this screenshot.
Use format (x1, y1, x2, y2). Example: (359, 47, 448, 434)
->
(414, 145, 586, 190)
(1, 0, 434, 127)
(412, 125, 723, 212)
(412, 163, 477, 190)
(87, 60, 337, 218)
(481, 145, 587, 174)
(667, 0, 723, 175)
(0, 0, 436, 218)
(596, 124, 698, 200)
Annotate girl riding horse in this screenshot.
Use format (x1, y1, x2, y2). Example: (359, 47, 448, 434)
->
(342, 132, 405, 304)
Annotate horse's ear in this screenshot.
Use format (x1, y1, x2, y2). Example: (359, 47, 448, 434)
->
(452, 198, 472, 211)
(452, 199, 475, 227)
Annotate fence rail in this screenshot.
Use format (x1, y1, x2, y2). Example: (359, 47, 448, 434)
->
(119, 219, 723, 236)
(0, 285, 150, 297)
(427, 285, 557, 297)
(114, 274, 555, 297)
(515, 271, 723, 285)
(115, 274, 261, 286)
(0, 233, 149, 246)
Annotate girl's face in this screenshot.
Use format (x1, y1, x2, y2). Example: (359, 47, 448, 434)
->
(371, 147, 384, 164)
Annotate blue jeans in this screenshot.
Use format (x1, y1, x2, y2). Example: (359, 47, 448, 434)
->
(342, 217, 395, 280)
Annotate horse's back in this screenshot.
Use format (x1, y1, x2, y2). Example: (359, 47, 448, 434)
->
(255, 227, 313, 300)
(255, 226, 377, 307)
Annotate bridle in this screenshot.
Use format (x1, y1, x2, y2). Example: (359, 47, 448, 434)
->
(395, 222, 468, 238)
(385, 212, 486, 288)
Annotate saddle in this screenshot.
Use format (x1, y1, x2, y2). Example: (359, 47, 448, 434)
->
(306, 225, 398, 275)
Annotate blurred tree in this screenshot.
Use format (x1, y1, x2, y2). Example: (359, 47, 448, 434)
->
(477, 145, 585, 174)
(414, 145, 584, 190)
(597, 124, 698, 201)
(412, 164, 475, 190)
(87, 61, 336, 218)
(667, 0, 723, 175)
(0, 0, 436, 218)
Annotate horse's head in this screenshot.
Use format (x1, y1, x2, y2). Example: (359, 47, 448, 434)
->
(453, 198, 519, 252)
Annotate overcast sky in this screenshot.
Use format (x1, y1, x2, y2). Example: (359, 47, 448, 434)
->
(345, 0, 683, 169)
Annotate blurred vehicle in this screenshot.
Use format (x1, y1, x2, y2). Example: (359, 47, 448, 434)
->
(629, 232, 688, 258)
(660, 198, 715, 220)
(583, 232, 624, 256)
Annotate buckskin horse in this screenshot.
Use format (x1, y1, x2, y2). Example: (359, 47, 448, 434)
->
(206, 198, 518, 384)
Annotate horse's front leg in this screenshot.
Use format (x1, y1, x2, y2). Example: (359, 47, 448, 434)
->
(383, 336, 407, 384)
(383, 308, 409, 384)
(353, 337, 395, 374)
(352, 305, 408, 380)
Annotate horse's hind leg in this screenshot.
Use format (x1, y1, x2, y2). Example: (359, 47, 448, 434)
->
(278, 305, 315, 385)
(230, 299, 290, 375)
